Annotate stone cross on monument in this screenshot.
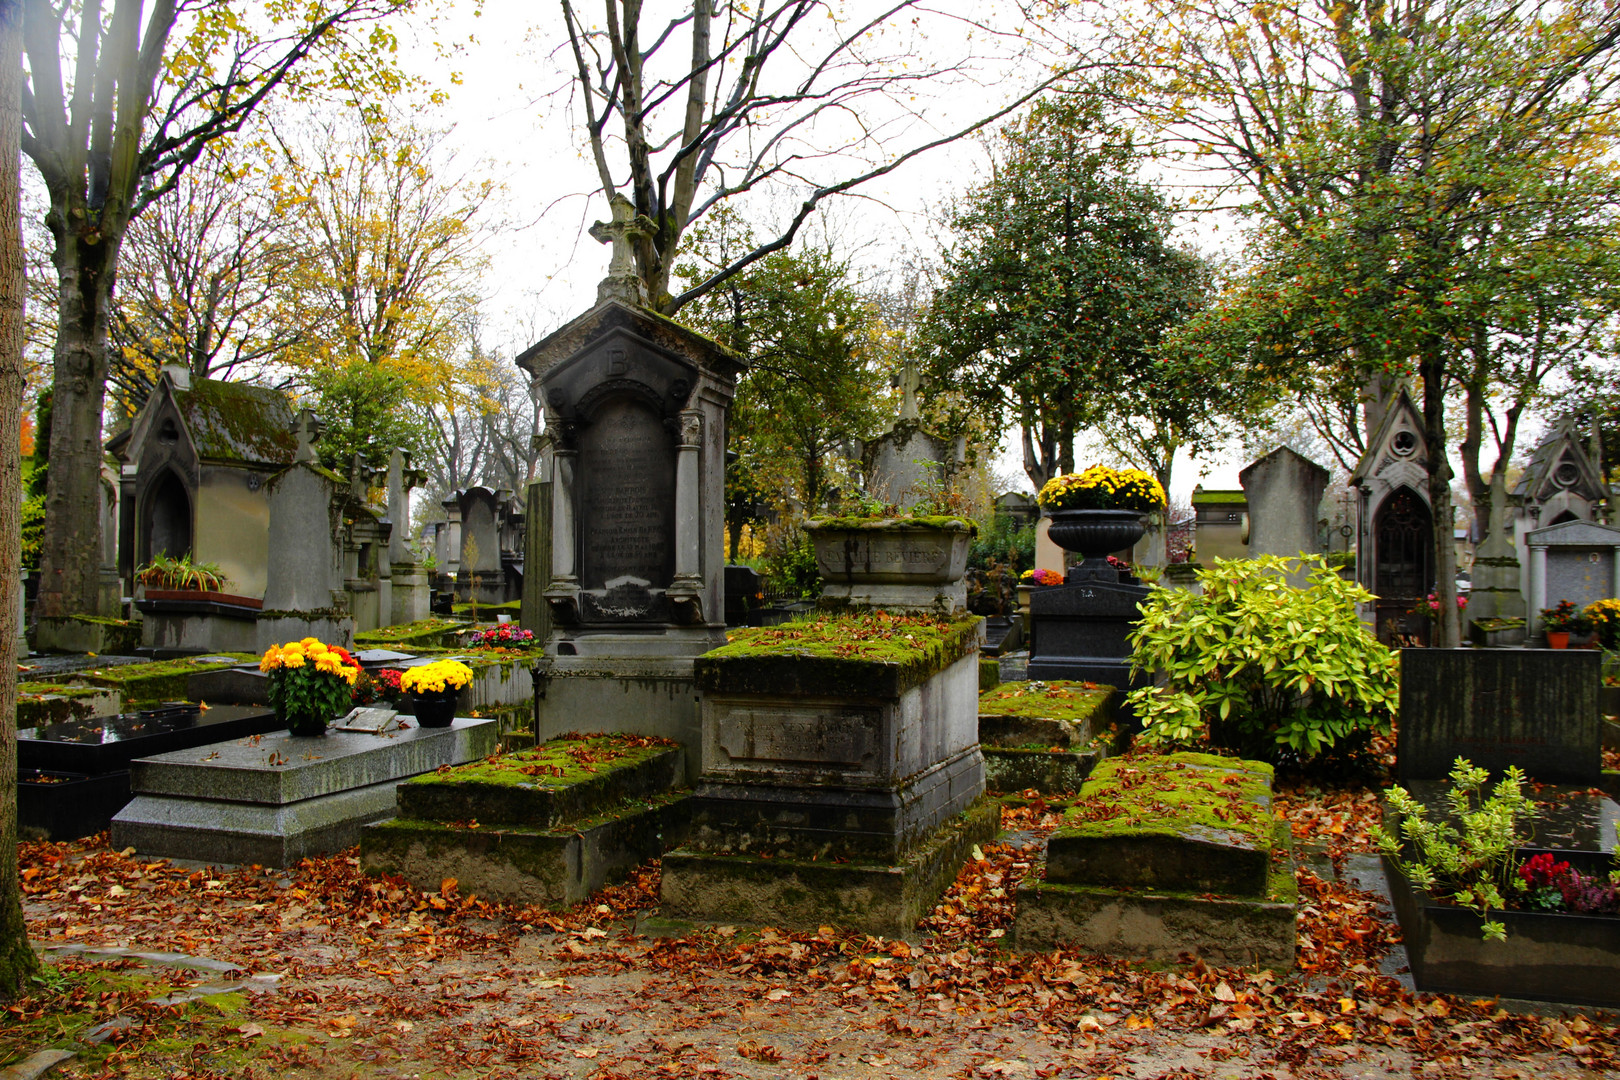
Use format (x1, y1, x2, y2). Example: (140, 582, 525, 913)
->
(895, 358, 922, 422)
(588, 192, 656, 307)
(290, 408, 324, 464)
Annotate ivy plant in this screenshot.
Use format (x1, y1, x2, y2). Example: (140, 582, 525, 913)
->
(1126, 554, 1398, 764)
(1377, 759, 1537, 941)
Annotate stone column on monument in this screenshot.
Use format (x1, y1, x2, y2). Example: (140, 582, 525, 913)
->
(1529, 541, 1549, 632)
(670, 411, 704, 614)
(441, 497, 463, 586)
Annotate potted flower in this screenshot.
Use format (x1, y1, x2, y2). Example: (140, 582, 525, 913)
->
(398, 660, 475, 728)
(136, 552, 229, 592)
(1036, 465, 1166, 571)
(259, 638, 362, 736)
(1540, 600, 1589, 649)
(1585, 598, 1620, 652)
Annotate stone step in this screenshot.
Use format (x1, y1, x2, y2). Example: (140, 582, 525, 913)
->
(362, 791, 688, 906)
(395, 737, 685, 827)
(1044, 753, 1276, 896)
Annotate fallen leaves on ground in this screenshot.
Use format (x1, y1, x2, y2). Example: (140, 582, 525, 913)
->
(10, 788, 1620, 1079)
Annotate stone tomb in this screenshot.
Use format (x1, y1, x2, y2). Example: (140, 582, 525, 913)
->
(362, 734, 687, 905)
(111, 718, 498, 867)
(516, 299, 744, 774)
(1025, 567, 1151, 705)
(19, 704, 285, 840)
(977, 680, 1120, 794)
(1398, 648, 1601, 785)
(1524, 518, 1620, 635)
(659, 616, 998, 937)
(1014, 753, 1297, 969)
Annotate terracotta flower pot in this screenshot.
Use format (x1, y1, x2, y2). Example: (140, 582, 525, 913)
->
(1546, 631, 1570, 649)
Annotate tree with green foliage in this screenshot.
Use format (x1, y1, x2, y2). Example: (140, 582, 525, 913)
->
(312, 359, 435, 474)
(1067, 0, 1620, 645)
(1, 0, 41, 998)
(927, 97, 1250, 496)
(677, 215, 887, 515)
(1127, 555, 1399, 769)
(23, 0, 424, 621)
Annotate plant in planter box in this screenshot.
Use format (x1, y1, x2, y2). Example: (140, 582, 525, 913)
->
(1125, 554, 1398, 766)
(135, 552, 229, 592)
(1019, 568, 1065, 586)
(1036, 465, 1166, 513)
(467, 624, 536, 649)
(259, 638, 362, 736)
(1377, 758, 1538, 941)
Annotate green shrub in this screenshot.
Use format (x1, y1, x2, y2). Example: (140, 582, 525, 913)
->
(968, 513, 1035, 574)
(1377, 758, 1537, 941)
(762, 529, 821, 599)
(1126, 554, 1399, 765)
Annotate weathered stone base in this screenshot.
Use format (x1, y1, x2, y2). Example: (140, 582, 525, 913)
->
(1012, 861, 1298, 971)
(362, 792, 687, 906)
(140, 610, 258, 655)
(256, 614, 355, 651)
(659, 795, 1000, 938)
(111, 718, 497, 867)
(534, 658, 701, 780)
(817, 579, 967, 616)
(983, 747, 1102, 794)
(34, 615, 141, 655)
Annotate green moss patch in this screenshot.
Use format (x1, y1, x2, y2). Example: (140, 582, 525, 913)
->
(413, 734, 676, 790)
(805, 515, 978, 534)
(1063, 752, 1274, 846)
(452, 599, 523, 615)
(354, 617, 465, 648)
(75, 653, 256, 703)
(980, 680, 1112, 723)
(698, 613, 982, 698)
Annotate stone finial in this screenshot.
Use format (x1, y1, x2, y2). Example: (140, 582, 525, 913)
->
(290, 408, 324, 464)
(588, 192, 655, 307)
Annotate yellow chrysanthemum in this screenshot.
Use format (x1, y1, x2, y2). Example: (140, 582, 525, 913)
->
(281, 650, 305, 668)
(300, 637, 319, 647)
(259, 645, 283, 673)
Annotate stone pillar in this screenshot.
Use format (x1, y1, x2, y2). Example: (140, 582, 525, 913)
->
(670, 411, 704, 615)
(1529, 543, 1548, 633)
(1035, 515, 1064, 574)
(441, 497, 463, 589)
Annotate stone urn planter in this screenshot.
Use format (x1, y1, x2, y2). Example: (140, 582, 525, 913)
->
(803, 517, 975, 613)
(1045, 509, 1146, 572)
(407, 688, 460, 729)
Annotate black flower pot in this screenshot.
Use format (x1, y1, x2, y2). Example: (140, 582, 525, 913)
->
(407, 688, 460, 729)
(1045, 509, 1147, 568)
(282, 711, 329, 737)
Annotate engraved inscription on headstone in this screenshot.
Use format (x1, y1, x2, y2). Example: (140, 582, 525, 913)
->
(714, 705, 880, 770)
(578, 396, 676, 600)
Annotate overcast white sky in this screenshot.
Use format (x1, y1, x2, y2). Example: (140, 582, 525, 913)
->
(393, 0, 1258, 496)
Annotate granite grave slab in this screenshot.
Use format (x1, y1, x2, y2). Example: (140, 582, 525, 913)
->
(111, 718, 498, 867)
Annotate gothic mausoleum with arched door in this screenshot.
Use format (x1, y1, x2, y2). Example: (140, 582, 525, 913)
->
(1350, 392, 1437, 646)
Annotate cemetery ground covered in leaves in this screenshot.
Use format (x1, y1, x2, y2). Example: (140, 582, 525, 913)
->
(7, 782, 1620, 1080)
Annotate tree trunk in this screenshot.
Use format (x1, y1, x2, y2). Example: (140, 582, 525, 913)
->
(1419, 346, 1460, 648)
(35, 230, 115, 619)
(0, 0, 41, 997)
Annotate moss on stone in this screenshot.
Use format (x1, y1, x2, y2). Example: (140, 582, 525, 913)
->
(452, 600, 523, 615)
(804, 515, 978, 534)
(175, 377, 296, 464)
(406, 733, 676, 791)
(1059, 752, 1275, 849)
(354, 618, 465, 647)
(76, 653, 256, 701)
(697, 613, 982, 698)
(979, 680, 1112, 722)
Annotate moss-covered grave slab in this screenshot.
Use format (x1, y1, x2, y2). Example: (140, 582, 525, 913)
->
(660, 795, 1000, 939)
(979, 680, 1120, 795)
(353, 618, 467, 650)
(1044, 753, 1276, 896)
(1013, 822, 1297, 970)
(362, 734, 688, 907)
(696, 612, 984, 700)
(73, 654, 258, 705)
(395, 735, 683, 827)
(32, 614, 142, 655)
(16, 683, 122, 728)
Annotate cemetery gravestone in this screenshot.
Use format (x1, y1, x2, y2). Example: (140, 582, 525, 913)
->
(1398, 649, 1602, 785)
(1240, 446, 1328, 586)
(1524, 518, 1620, 633)
(516, 296, 744, 772)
